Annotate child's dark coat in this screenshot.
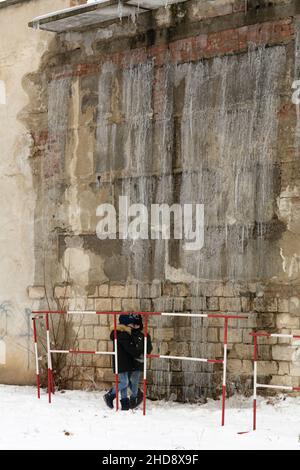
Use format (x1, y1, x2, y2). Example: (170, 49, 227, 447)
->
(131, 329, 153, 371)
(110, 324, 144, 373)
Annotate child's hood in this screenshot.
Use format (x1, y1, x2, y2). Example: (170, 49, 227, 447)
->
(110, 324, 132, 335)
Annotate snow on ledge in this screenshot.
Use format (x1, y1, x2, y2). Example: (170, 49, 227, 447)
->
(28, 0, 189, 33)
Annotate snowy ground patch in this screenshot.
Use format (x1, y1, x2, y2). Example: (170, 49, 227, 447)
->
(0, 385, 299, 450)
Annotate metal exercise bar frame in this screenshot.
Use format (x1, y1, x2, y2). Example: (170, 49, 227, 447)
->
(144, 312, 248, 426)
(32, 310, 119, 404)
(250, 331, 300, 431)
(32, 310, 248, 424)
(32, 311, 248, 319)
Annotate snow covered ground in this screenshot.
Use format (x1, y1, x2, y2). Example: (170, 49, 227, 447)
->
(0, 385, 299, 450)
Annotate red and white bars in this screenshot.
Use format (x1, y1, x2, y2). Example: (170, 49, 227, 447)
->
(32, 310, 247, 426)
(42, 316, 118, 406)
(47, 347, 117, 405)
(146, 312, 247, 426)
(250, 331, 300, 431)
(32, 311, 161, 316)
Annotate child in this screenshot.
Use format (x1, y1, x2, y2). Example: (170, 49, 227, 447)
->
(103, 314, 144, 410)
(128, 314, 153, 409)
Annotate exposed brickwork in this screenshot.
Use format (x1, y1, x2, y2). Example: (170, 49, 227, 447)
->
(52, 19, 294, 80)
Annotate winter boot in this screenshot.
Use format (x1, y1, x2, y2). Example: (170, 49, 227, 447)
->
(129, 390, 143, 409)
(103, 390, 115, 409)
(136, 389, 143, 407)
(120, 398, 130, 410)
(129, 396, 137, 409)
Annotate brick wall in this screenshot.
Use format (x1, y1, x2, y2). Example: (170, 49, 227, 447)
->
(26, 281, 299, 400)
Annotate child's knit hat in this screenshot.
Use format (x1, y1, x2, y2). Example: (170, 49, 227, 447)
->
(119, 314, 140, 326)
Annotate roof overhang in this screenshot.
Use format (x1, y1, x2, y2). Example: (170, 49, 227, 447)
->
(28, 0, 189, 33)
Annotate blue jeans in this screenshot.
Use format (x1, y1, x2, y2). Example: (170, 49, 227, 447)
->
(111, 370, 142, 400)
(129, 370, 142, 398)
(111, 372, 129, 400)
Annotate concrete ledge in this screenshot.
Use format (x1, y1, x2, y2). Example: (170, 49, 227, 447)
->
(28, 0, 149, 32)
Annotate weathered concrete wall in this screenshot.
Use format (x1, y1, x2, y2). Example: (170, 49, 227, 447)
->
(2, 0, 300, 399)
(0, 0, 72, 384)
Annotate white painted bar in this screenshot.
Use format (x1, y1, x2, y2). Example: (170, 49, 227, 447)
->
(270, 334, 294, 339)
(95, 351, 115, 356)
(67, 310, 97, 315)
(46, 330, 53, 370)
(114, 339, 118, 375)
(143, 336, 147, 381)
(50, 349, 114, 355)
(161, 312, 208, 318)
(254, 361, 257, 399)
(222, 344, 227, 387)
(256, 383, 293, 391)
(158, 355, 208, 362)
(34, 343, 39, 375)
